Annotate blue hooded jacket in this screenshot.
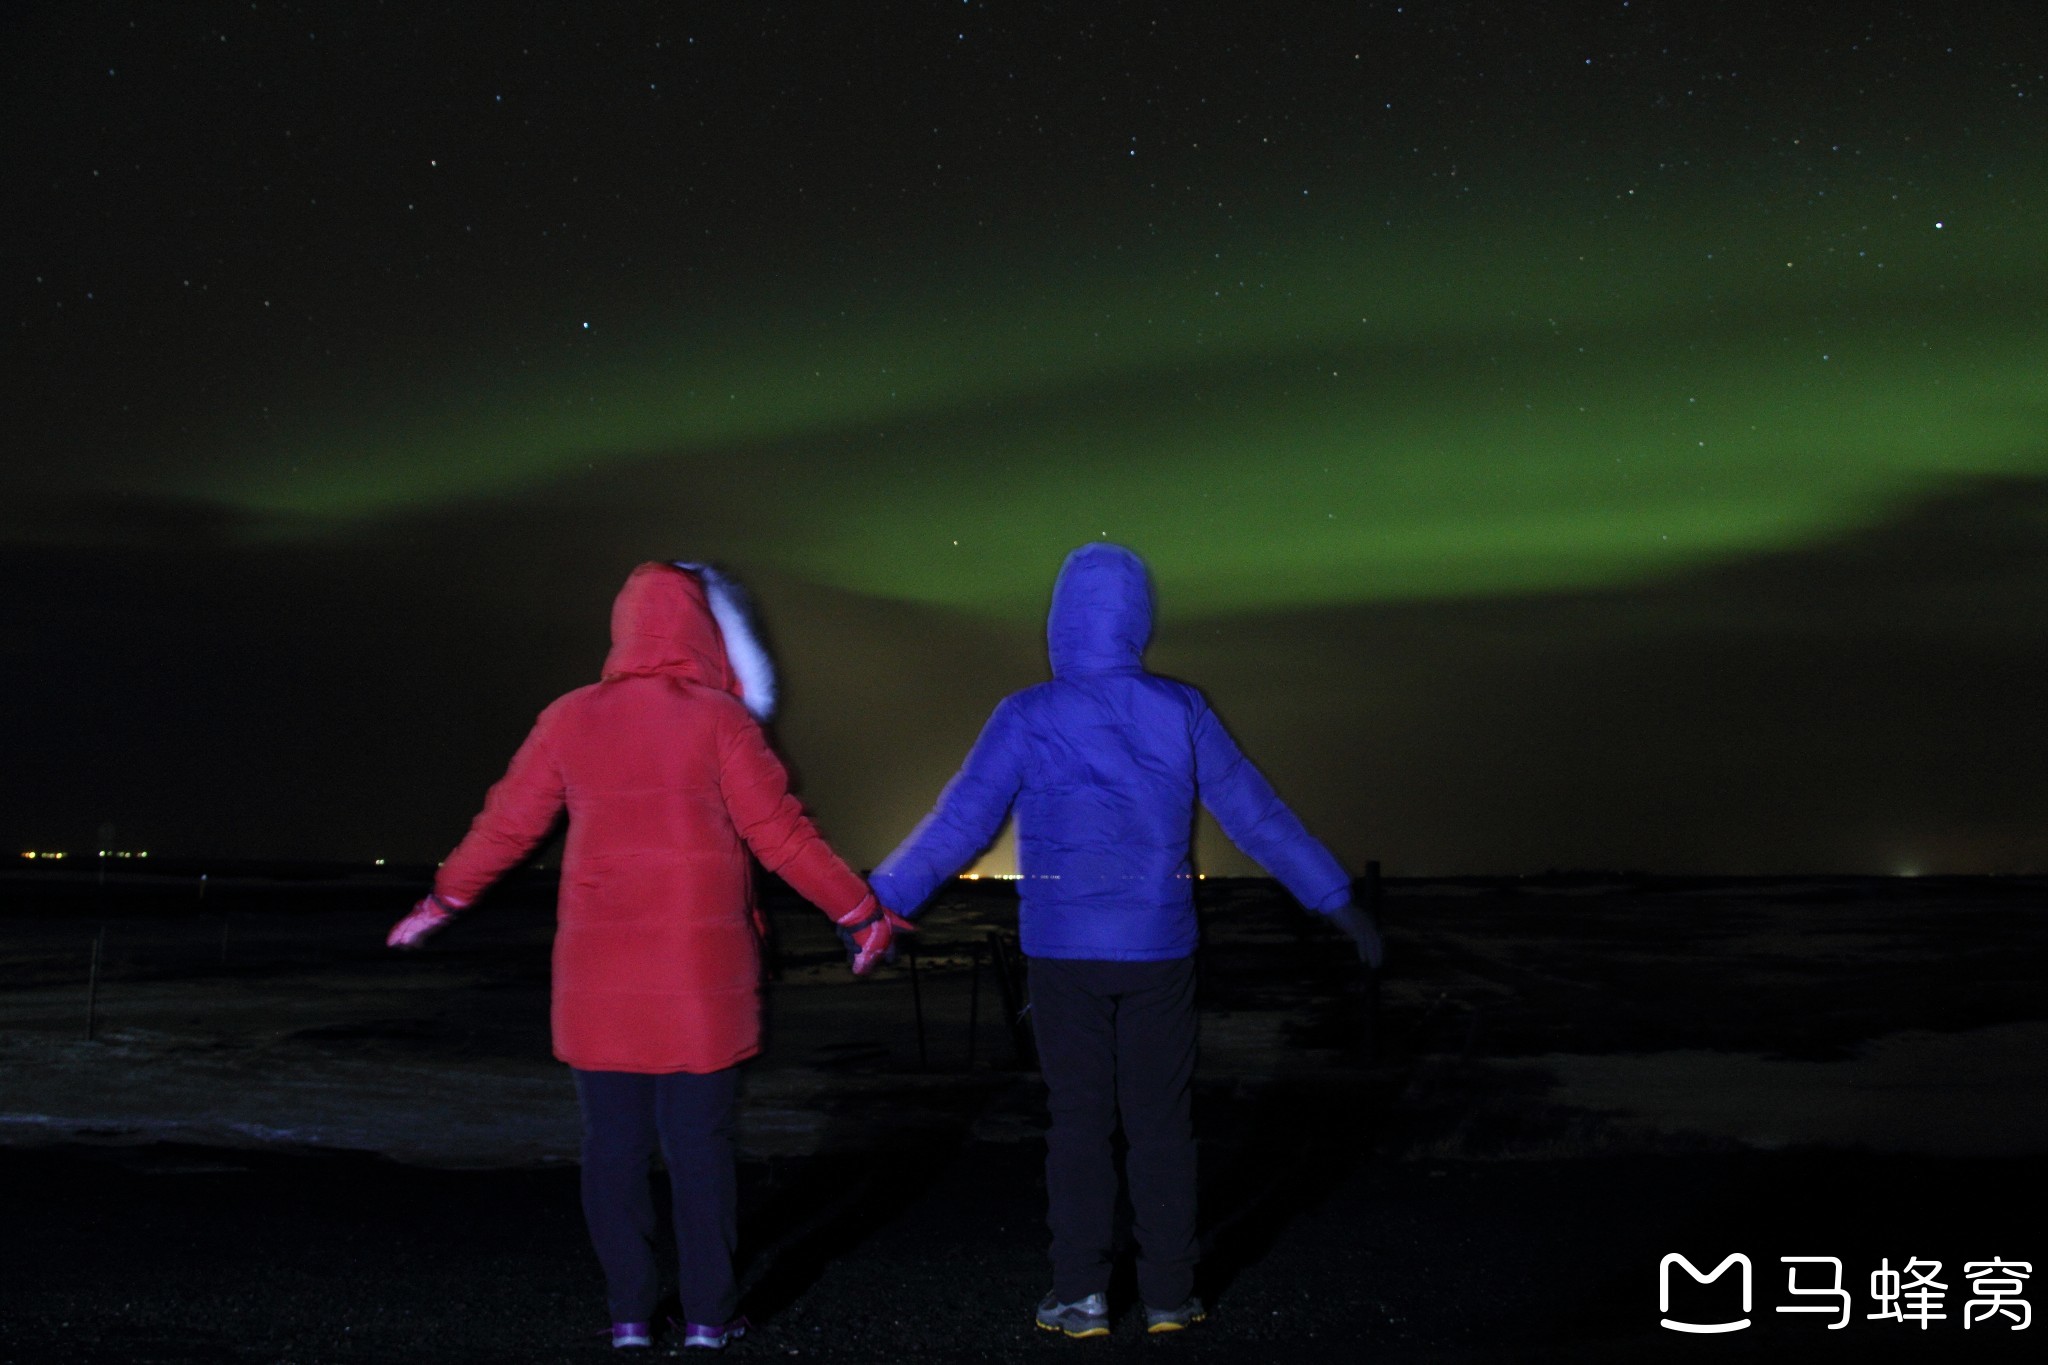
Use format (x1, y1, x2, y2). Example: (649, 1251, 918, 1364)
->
(872, 543, 1353, 961)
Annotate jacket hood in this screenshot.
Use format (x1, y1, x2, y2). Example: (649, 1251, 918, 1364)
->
(1047, 542, 1153, 677)
(601, 562, 777, 720)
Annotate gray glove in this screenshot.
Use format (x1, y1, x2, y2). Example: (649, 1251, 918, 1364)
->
(1331, 903, 1383, 970)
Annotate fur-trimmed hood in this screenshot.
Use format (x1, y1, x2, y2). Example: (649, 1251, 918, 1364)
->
(599, 562, 777, 721)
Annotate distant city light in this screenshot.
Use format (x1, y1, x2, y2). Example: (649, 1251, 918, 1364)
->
(956, 871, 1204, 881)
(21, 850, 71, 860)
(373, 858, 386, 866)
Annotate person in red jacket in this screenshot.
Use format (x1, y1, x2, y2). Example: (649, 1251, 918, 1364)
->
(386, 561, 909, 1352)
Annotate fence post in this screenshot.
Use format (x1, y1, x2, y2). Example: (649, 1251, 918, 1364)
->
(761, 907, 785, 982)
(906, 938, 928, 1071)
(85, 926, 106, 1041)
(986, 930, 1036, 1069)
(1353, 861, 1384, 1061)
(965, 943, 982, 1072)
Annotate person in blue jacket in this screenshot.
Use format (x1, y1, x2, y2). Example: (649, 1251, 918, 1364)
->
(871, 541, 1382, 1338)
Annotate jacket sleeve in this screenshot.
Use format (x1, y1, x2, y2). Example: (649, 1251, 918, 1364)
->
(717, 708, 874, 923)
(870, 697, 1028, 915)
(434, 711, 567, 907)
(1193, 699, 1351, 914)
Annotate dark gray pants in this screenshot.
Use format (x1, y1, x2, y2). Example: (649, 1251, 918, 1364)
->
(572, 1066, 739, 1325)
(1028, 955, 1198, 1308)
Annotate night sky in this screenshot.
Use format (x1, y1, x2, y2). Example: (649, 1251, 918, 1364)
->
(6, 2, 2045, 874)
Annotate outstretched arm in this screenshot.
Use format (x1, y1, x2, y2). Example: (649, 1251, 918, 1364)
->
(870, 699, 1028, 916)
(1194, 701, 1380, 965)
(1193, 702, 1351, 914)
(717, 706, 876, 926)
(717, 709, 913, 974)
(391, 714, 566, 948)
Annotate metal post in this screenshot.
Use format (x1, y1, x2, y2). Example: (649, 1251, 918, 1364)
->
(987, 930, 1035, 1068)
(906, 937, 928, 1071)
(85, 926, 105, 1041)
(1368, 859, 1384, 1064)
(965, 943, 982, 1072)
(761, 907, 784, 982)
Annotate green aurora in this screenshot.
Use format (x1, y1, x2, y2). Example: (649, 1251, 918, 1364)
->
(13, 3, 2048, 872)
(207, 167, 2044, 617)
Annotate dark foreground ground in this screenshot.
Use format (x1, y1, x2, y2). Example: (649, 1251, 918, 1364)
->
(2, 1133, 2040, 1363)
(3, 872, 2044, 1362)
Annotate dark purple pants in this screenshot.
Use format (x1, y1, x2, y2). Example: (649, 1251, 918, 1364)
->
(572, 1066, 739, 1325)
(1028, 955, 1199, 1308)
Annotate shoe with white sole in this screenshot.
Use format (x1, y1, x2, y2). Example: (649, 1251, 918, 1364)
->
(680, 1316, 750, 1350)
(1035, 1291, 1111, 1338)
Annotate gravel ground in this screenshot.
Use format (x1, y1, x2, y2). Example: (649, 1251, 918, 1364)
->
(4, 873, 2043, 1362)
(1, 1132, 2039, 1363)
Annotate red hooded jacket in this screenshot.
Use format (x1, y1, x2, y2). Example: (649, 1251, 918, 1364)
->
(433, 563, 874, 1073)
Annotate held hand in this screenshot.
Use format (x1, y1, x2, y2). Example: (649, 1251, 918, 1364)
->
(844, 907, 920, 976)
(387, 894, 458, 949)
(1332, 903, 1383, 970)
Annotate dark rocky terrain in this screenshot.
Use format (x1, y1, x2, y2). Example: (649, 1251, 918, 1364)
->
(3, 871, 2043, 1361)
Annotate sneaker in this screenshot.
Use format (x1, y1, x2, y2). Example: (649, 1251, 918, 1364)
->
(1035, 1291, 1110, 1338)
(680, 1316, 750, 1350)
(610, 1321, 654, 1349)
(1144, 1297, 1207, 1334)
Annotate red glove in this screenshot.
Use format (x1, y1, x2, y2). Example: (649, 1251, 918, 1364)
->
(387, 893, 462, 949)
(834, 897, 919, 976)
